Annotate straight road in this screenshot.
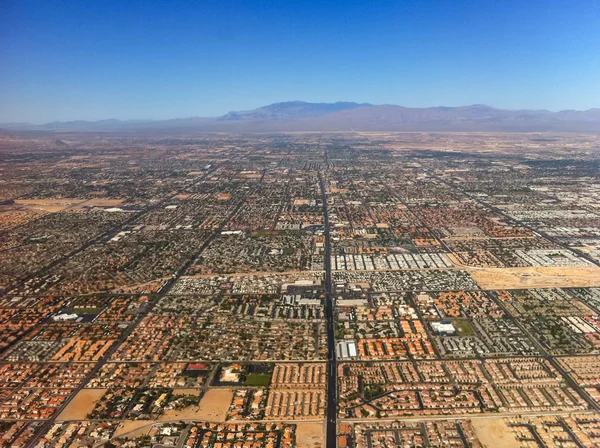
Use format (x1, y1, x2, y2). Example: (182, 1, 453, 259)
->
(319, 169, 337, 448)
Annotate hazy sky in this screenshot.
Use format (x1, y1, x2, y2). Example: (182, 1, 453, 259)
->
(1, 0, 600, 123)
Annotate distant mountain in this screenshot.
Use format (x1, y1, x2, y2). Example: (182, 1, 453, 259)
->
(0, 119, 155, 131)
(218, 101, 372, 121)
(3, 102, 600, 132)
(42, 119, 128, 130)
(308, 104, 558, 130)
(293, 104, 600, 132)
(553, 108, 600, 122)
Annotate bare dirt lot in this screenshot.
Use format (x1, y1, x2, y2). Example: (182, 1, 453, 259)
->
(175, 388, 234, 422)
(57, 388, 106, 421)
(471, 418, 520, 448)
(467, 265, 600, 289)
(296, 423, 325, 448)
(113, 420, 153, 438)
(15, 198, 84, 212)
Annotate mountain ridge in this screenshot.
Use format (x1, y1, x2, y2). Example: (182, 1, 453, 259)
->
(3, 101, 600, 132)
(218, 101, 373, 121)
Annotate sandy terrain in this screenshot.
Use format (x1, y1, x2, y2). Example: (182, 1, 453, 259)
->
(467, 265, 600, 289)
(57, 389, 106, 421)
(162, 388, 234, 422)
(296, 423, 325, 448)
(173, 388, 202, 397)
(113, 420, 153, 438)
(13, 198, 124, 213)
(472, 418, 520, 448)
(15, 198, 85, 212)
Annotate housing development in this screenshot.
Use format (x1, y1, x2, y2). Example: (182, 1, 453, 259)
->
(1, 131, 600, 448)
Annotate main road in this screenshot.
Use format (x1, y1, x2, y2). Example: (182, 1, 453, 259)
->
(319, 170, 337, 448)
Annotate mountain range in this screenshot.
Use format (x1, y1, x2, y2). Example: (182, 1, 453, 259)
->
(3, 101, 600, 132)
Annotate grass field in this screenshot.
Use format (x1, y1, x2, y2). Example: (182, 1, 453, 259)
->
(453, 320, 475, 336)
(244, 374, 272, 387)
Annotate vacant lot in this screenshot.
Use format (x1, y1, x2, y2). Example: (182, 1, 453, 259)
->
(471, 418, 519, 448)
(57, 389, 106, 421)
(296, 423, 325, 448)
(192, 388, 233, 421)
(15, 198, 84, 212)
(467, 265, 600, 289)
(113, 420, 153, 438)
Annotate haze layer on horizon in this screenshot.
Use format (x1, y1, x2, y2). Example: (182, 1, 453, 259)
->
(1, 0, 600, 123)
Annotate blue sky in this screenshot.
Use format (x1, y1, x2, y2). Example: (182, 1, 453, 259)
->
(1, 0, 599, 123)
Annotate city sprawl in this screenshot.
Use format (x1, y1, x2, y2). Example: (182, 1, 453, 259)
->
(1, 132, 600, 447)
